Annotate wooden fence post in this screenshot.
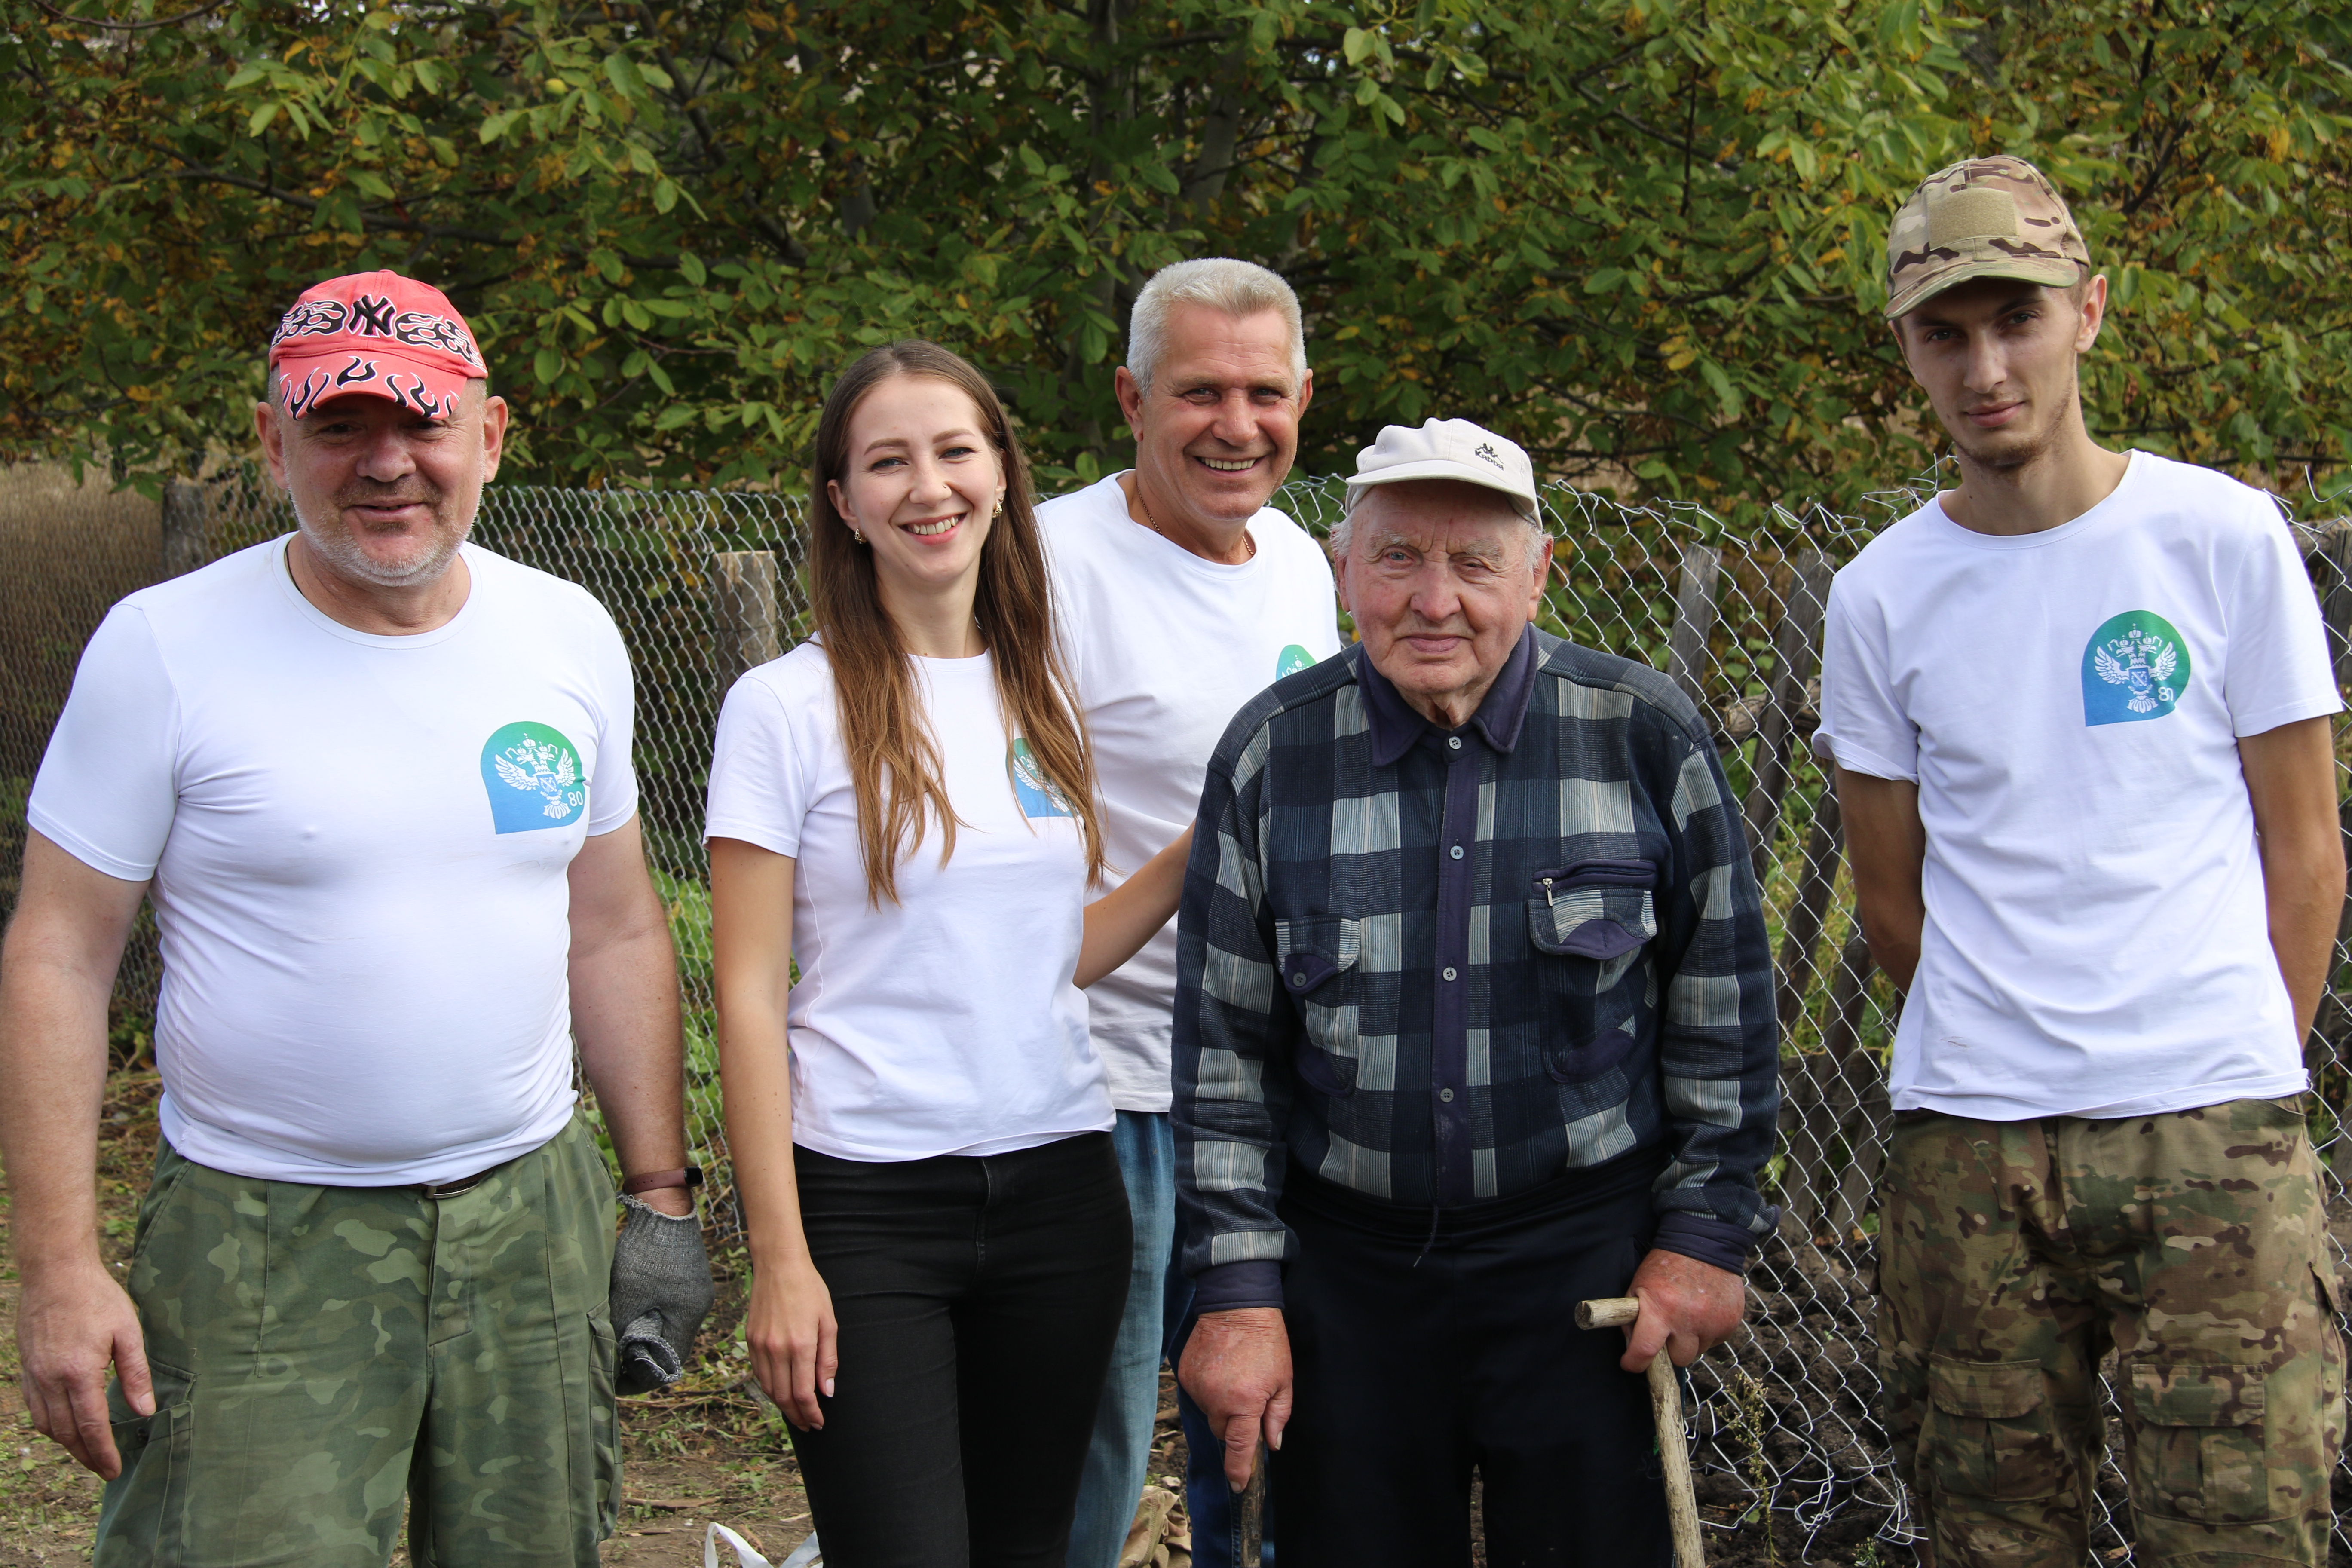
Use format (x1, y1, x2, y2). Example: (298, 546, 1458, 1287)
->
(1662, 542, 1722, 711)
(160, 477, 208, 578)
(711, 550, 783, 692)
(1774, 790, 1844, 1035)
(1740, 548, 1833, 885)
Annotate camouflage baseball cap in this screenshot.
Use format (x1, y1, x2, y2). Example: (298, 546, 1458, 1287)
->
(1884, 156, 2090, 319)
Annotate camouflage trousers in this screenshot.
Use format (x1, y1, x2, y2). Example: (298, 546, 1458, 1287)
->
(95, 1115, 621, 1567)
(1878, 1097, 2346, 1568)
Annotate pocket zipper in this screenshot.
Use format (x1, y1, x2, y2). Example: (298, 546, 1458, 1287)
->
(1537, 861, 1655, 906)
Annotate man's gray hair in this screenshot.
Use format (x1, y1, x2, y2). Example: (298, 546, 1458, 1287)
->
(1126, 258, 1307, 393)
(1330, 481, 1553, 574)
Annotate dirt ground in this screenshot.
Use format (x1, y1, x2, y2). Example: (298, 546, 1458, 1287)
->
(0, 1070, 1966, 1565)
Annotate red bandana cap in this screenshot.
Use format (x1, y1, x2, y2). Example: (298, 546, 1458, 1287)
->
(266, 270, 485, 420)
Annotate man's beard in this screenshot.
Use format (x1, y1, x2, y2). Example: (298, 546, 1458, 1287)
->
(1951, 418, 2061, 475)
(291, 484, 471, 588)
(1947, 380, 2078, 475)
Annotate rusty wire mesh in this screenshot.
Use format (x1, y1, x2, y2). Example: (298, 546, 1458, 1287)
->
(4, 459, 2351, 1562)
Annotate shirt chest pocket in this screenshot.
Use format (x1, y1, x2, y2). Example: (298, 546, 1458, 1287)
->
(1275, 914, 1362, 1098)
(1528, 859, 1657, 1082)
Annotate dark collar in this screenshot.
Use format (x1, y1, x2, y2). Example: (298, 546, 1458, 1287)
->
(1357, 624, 1539, 768)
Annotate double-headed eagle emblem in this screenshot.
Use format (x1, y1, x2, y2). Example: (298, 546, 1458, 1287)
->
(2092, 626, 2179, 714)
(493, 737, 584, 820)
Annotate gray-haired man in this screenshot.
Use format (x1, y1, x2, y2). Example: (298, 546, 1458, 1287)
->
(1173, 420, 1780, 1564)
(1040, 258, 1341, 1567)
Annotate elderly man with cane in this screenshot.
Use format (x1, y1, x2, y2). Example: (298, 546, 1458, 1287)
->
(1172, 418, 1779, 1565)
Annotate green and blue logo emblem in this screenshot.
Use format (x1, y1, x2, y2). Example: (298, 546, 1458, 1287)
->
(1008, 737, 1074, 820)
(1275, 643, 1316, 679)
(482, 721, 587, 833)
(2082, 610, 2189, 727)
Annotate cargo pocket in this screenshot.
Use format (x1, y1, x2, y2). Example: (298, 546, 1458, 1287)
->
(1529, 860, 1656, 1083)
(93, 1359, 196, 1559)
(1921, 1355, 2058, 1500)
(1275, 914, 1362, 1097)
(2128, 1362, 2275, 1523)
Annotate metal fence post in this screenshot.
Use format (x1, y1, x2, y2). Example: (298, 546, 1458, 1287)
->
(160, 476, 208, 578)
(711, 549, 783, 692)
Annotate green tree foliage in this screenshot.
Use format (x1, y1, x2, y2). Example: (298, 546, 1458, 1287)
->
(2, 0, 2347, 516)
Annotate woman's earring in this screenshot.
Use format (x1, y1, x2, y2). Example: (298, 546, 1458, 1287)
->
(993, 495, 1005, 518)
(849, 523, 865, 544)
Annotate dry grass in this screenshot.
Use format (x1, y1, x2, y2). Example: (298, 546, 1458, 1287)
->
(0, 465, 164, 787)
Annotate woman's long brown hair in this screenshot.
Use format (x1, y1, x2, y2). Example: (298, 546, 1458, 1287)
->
(808, 340, 1107, 905)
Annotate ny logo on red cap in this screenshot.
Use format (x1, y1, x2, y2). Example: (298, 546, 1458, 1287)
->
(271, 296, 481, 368)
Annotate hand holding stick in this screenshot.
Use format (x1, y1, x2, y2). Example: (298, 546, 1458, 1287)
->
(1233, 1440, 1268, 1566)
(1579, 1294, 1706, 1568)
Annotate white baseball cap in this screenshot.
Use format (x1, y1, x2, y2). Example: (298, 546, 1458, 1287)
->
(1344, 418, 1538, 519)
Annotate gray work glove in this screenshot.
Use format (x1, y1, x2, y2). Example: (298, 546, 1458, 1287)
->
(609, 1193, 715, 1395)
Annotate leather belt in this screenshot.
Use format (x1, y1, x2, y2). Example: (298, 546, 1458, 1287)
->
(418, 1165, 503, 1199)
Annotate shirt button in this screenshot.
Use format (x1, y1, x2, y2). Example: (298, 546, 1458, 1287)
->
(1450, 845, 1464, 860)
(1439, 1087, 1455, 1102)
(1448, 736, 1462, 750)
(1291, 971, 1307, 986)
(1442, 966, 1458, 981)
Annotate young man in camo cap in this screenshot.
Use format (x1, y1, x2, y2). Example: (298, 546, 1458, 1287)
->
(1819, 156, 2347, 1565)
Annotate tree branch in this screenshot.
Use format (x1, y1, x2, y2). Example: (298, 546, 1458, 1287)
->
(156, 167, 513, 243)
(28, 0, 231, 31)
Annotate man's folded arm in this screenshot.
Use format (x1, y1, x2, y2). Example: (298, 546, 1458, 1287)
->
(1650, 725, 1782, 1271)
(1173, 738, 1298, 1314)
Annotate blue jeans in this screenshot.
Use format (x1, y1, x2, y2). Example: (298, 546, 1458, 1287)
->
(1062, 1111, 1178, 1568)
(1063, 1111, 1274, 1568)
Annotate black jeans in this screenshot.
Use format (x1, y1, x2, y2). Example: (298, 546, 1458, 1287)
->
(1269, 1149, 1675, 1568)
(787, 1131, 1132, 1568)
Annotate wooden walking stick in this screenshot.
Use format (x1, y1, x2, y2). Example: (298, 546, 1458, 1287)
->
(1233, 1440, 1268, 1566)
(1578, 1295, 1706, 1568)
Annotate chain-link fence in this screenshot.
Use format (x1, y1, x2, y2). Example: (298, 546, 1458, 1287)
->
(4, 459, 2351, 1562)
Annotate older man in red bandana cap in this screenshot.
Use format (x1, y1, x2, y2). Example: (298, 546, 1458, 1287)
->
(0, 271, 709, 1565)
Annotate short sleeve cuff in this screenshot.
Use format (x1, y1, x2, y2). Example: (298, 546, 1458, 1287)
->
(1651, 1210, 1767, 1275)
(1810, 729, 1917, 783)
(1190, 1259, 1284, 1314)
(2230, 692, 2345, 740)
(585, 784, 641, 836)
(23, 807, 160, 883)
(702, 818, 802, 859)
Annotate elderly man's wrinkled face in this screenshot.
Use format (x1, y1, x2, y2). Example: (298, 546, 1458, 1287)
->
(1338, 480, 1546, 729)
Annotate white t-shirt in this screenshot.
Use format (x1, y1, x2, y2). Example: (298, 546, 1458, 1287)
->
(1038, 474, 1343, 1112)
(703, 644, 1112, 1161)
(30, 537, 639, 1184)
(1814, 450, 2341, 1120)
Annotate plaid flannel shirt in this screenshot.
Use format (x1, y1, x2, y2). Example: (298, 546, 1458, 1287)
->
(1173, 626, 1780, 1313)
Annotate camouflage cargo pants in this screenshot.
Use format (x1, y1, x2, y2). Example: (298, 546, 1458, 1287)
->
(1878, 1097, 2345, 1567)
(94, 1114, 621, 1567)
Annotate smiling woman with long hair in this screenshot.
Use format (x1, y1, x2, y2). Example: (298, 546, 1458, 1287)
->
(705, 341, 1191, 1567)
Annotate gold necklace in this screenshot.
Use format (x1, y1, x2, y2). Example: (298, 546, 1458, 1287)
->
(1138, 488, 1255, 563)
